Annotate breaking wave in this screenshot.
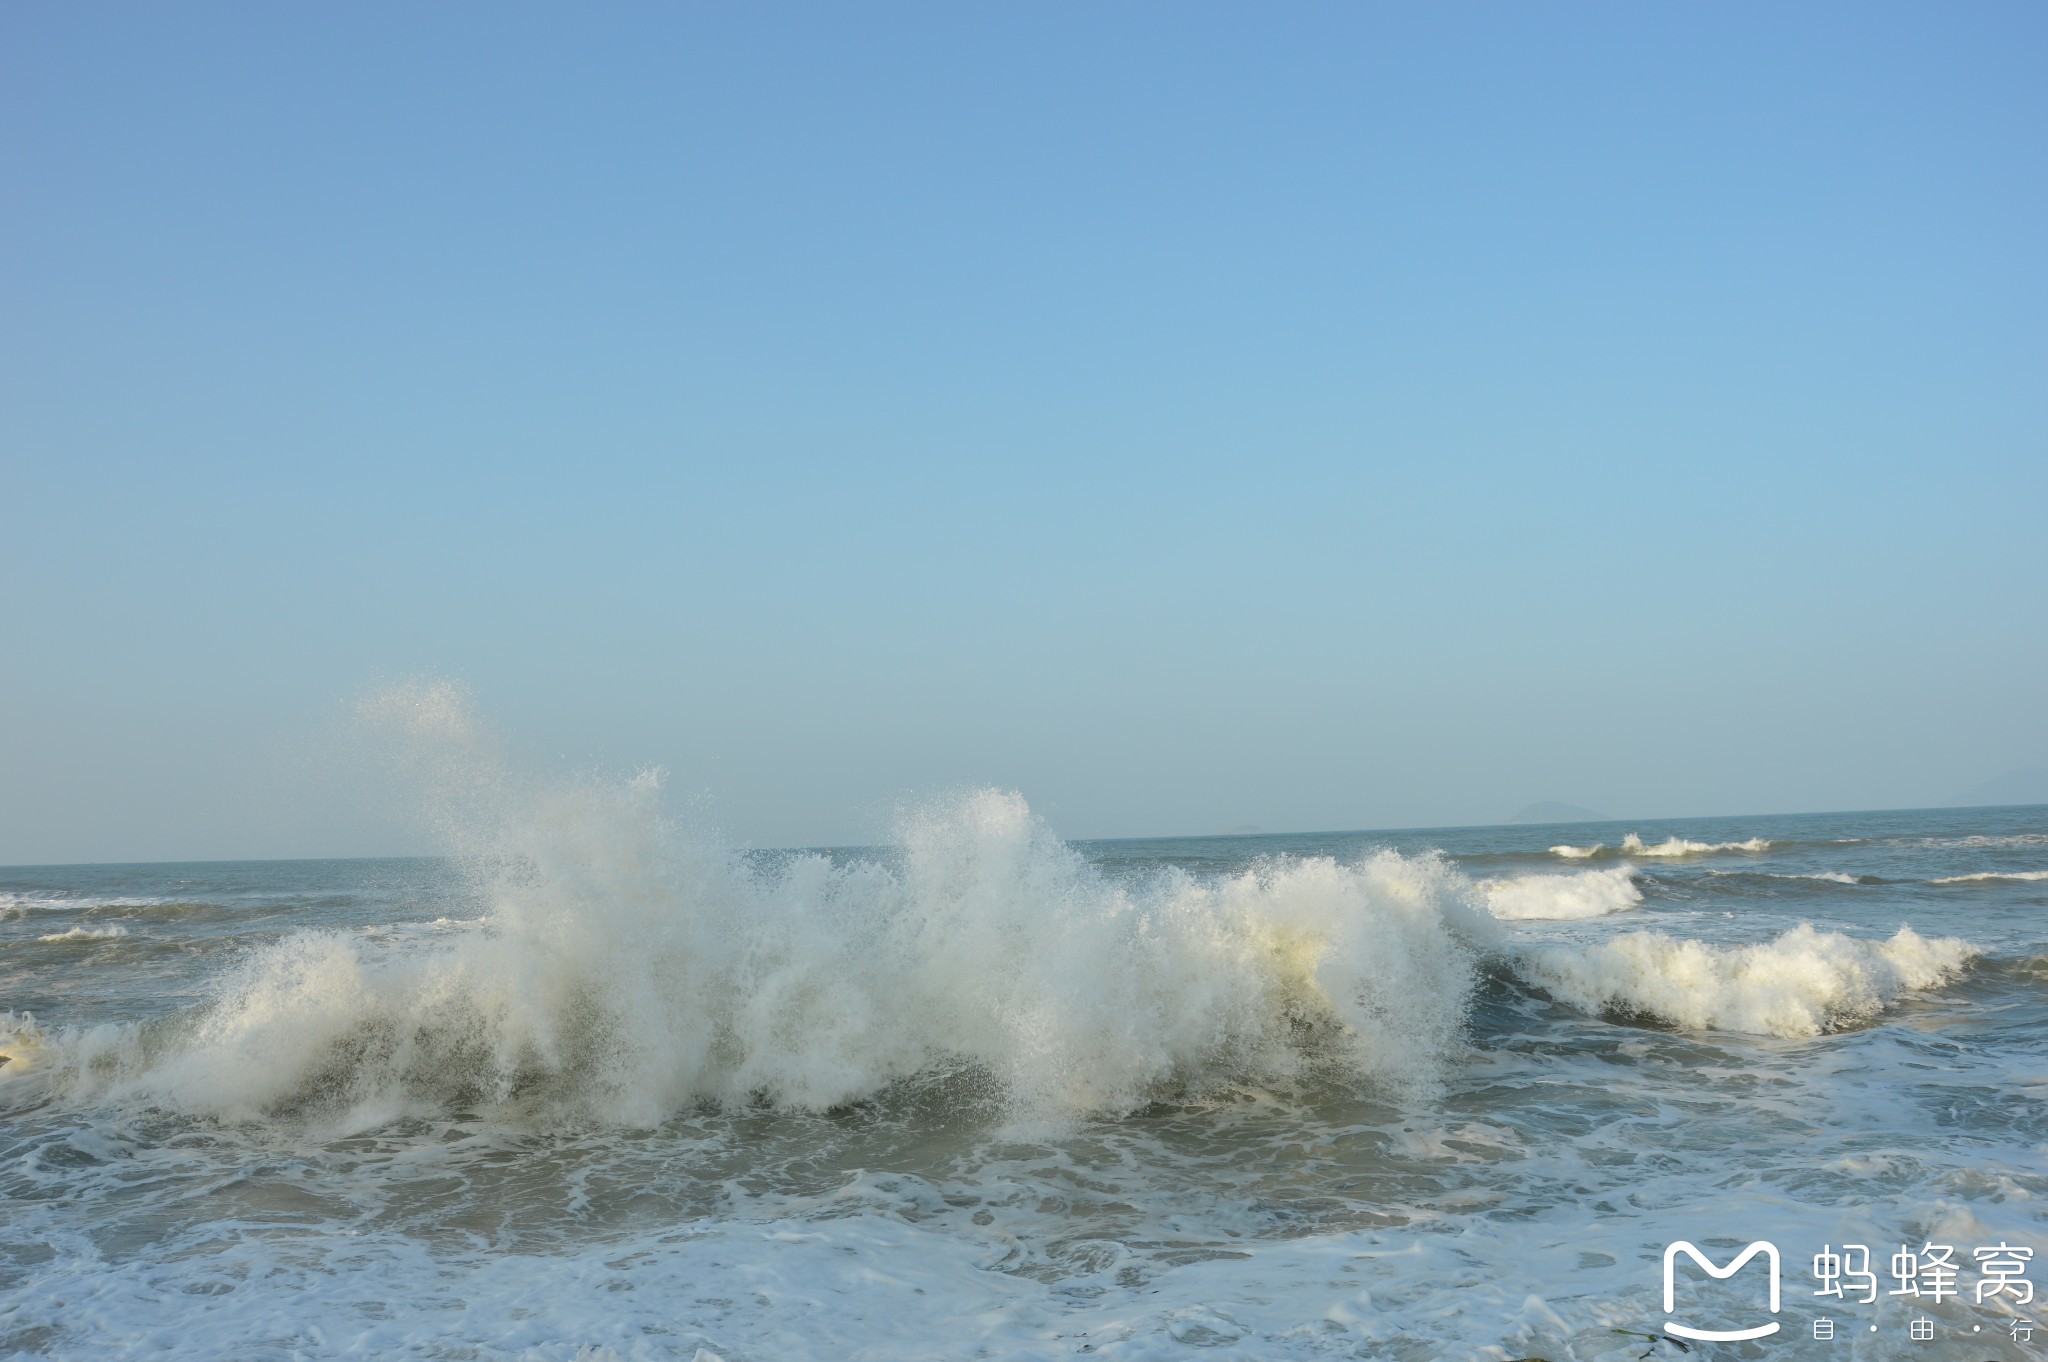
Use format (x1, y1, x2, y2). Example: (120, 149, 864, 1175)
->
(0, 686, 1492, 1128)
(1511, 924, 1976, 1037)
(35, 924, 131, 943)
(1550, 833, 1770, 860)
(1931, 871, 2048, 884)
(1479, 867, 1641, 920)
(0, 684, 1994, 1129)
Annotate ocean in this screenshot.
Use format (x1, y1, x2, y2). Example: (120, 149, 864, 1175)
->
(4, 787, 2045, 1360)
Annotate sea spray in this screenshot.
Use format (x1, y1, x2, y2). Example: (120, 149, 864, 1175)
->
(0, 685, 1491, 1126)
(0, 685, 1990, 1133)
(2, 786, 2033, 1362)
(1511, 923, 1976, 1036)
(1479, 867, 1641, 920)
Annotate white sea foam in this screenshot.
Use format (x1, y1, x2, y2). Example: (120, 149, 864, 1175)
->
(2, 893, 178, 920)
(1621, 832, 1770, 857)
(1891, 832, 2048, 853)
(1511, 923, 1976, 1037)
(0, 1203, 1748, 1362)
(1479, 867, 1641, 920)
(1550, 832, 1769, 859)
(2, 697, 2032, 1362)
(1931, 870, 2048, 884)
(35, 924, 131, 943)
(1, 891, 68, 917)
(4, 1128, 2026, 1362)
(0, 685, 1491, 1127)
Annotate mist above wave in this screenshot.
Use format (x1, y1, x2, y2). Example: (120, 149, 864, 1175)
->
(0, 685, 1490, 1128)
(0, 684, 1993, 1128)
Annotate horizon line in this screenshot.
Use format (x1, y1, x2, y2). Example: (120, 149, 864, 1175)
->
(4, 799, 2042, 874)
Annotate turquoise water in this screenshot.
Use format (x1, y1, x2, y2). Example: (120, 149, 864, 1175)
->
(3, 800, 2045, 1360)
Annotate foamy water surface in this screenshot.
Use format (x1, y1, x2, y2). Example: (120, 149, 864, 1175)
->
(3, 709, 2044, 1359)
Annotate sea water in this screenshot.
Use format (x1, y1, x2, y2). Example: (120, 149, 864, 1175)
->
(3, 722, 2044, 1359)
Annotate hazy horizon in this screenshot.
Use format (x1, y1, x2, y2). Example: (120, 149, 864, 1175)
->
(5, 778, 2043, 872)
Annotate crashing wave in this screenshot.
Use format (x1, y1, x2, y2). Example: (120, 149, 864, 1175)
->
(2, 684, 1992, 1127)
(1510, 924, 1975, 1037)
(0, 688, 1493, 1127)
(1479, 868, 1641, 920)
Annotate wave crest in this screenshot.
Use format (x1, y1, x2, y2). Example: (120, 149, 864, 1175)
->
(0, 701, 1488, 1127)
(35, 925, 131, 944)
(1480, 868, 1641, 920)
(1509, 924, 1976, 1037)
(1550, 833, 1770, 860)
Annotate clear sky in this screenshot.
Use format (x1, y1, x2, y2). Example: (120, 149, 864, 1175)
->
(3, 3, 2044, 864)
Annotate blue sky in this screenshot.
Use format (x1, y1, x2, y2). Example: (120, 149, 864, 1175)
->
(4, 3, 2044, 863)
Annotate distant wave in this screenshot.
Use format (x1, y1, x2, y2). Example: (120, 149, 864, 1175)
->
(1930, 870, 2048, 884)
(2, 892, 59, 918)
(1510, 924, 1974, 1038)
(1480, 868, 1641, 920)
(1550, 833, 1770, 860)
(2, 893, 172, 917)
(1704, 870, 1870, 885)
(35, 924, 131, 943)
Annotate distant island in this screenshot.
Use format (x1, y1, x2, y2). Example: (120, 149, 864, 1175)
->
(1508, 802, 1608, 824)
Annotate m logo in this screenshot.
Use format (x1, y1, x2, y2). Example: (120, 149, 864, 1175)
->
(1663, 1240, 1782, 1342)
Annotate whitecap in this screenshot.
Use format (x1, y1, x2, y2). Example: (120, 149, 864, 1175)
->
(1480, 867, 1641, 920)
(3, 688, 1494, 1127)
(35, 924, 131, 944)
(1549, 833, 1769, 860)
(1510, 923, 1974, 1037)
